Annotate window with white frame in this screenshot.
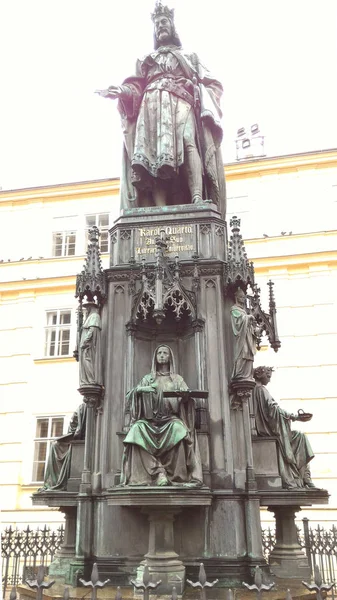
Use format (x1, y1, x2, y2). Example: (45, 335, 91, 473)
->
(85, 213, 109, 253)
(52, 231, 76, 257)
(32, 416, 65, 483)
(44, 310, 72, 357)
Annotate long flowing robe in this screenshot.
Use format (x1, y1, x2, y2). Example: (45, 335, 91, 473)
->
(252, 383, 314, 488)
(120, 346, 202, 486)
(117, 45, 226, 216)
(39, 403, 87, 491)
(79, 309, 103, 387)
(231, 303, 257, 381)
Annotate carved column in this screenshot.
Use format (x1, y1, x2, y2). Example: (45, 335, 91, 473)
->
(230, 380, 256, 490)
(79, 385, 102, 494)
(268, 506, 310, 579)
(192, 318, 205, 390)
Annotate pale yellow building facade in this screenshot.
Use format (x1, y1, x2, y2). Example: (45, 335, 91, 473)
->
(0, 150, 336, 528)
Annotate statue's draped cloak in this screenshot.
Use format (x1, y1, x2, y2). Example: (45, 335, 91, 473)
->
(253, 384, 314, 488)
(121, 346, 202, 486)
(79, 310, 103, 387)
(230, 304, 256, 380)
(118, 45, 226, 216)
(41, 403, 87, 491)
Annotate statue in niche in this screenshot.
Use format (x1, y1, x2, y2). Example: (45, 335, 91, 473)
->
(252, 366, 316, 489)
(230, 286, 260, 382)
(79, 302, 103, 388)
(120, 345, 202, 487)
(97, 2, 226, 215)
(39, 403, 87, 491)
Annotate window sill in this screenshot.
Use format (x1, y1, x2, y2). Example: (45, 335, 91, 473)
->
(34, 356, 76, 364)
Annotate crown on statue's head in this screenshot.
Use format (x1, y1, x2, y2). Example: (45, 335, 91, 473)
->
(151, 1, 174, 23)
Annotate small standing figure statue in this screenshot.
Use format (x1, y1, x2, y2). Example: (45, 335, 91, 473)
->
(252, 366, 316, 489)
(120, 345, 202, 487)
(79, 302, 103, 388)
(230, 287, 259, 383)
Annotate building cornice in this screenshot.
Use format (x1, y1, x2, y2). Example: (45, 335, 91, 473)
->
(1, 149, 337, 205)
(0, 178, 120, 207)
(225, 148, 337, 180)
(0, 251, 336, 296)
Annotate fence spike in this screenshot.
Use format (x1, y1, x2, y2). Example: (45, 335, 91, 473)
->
(63, 587, 70, 600)
(187, 562, 219, 600)
(10, 587, 17, 600)
(285, 589, 293, 600)
(226, 588, 234, 600)
(302, 564, 335, 600)
(171, 585, 178, 600)
(130, 563, 162, 600)
(25, 563, 55, 600)
(79, 562, 110, 596)
(243, 566, 275, 600)
(199, 563, 207, 586)
(115, 585, 123, 600)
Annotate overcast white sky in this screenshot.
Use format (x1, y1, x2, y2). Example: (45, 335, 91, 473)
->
(1, 0, 336, 191)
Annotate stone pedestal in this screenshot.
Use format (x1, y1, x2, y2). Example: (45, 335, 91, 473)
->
(268, 506, 310, 579)
(137, 508, 185, 594)
(108, 488, 212, 594)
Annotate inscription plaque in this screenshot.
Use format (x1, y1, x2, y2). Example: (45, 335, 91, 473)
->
(135, 224, 194, 256)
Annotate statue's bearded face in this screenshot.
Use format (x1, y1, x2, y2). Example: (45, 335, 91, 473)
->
(154, 15, 173, 44)
(156, 346, 170, 366)
(259, 369, 272, 385)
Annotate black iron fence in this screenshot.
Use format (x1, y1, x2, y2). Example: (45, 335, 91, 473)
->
(1, 524, 64, 595)
(2, 520, 337, 595)
(5, 562, 336, 600)
(262, 518, 337, 586)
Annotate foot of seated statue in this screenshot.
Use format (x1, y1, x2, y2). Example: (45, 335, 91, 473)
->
(304, 478, 317, 489)
(156, 473, 170, 486)
(182, 479, 203, 488)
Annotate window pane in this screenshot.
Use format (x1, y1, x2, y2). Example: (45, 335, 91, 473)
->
(65, 232, 76, 256)
(46, 312, 57, 326)
(86, 215, 96, 227)
(100, 230, 109, 253)
(32, 461, 46, 482)
(53, 233, 63, 257)
(36, 419, 49, 438)
(60, 311, 71, 325)
(45, 329, 56, 357)
(33, 441, 47, 461)
(51, 417, 64, 437)
(98, 214, 109, 227)
(60, 329, 70, 356)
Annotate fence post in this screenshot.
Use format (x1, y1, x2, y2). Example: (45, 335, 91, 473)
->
(302, 517, 313, 575)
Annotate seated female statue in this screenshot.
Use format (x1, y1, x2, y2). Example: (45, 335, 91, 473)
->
(120, 345, 202, 487)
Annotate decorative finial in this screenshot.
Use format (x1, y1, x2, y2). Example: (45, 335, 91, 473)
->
(75, 226, 107, 305)
(224, 215, 254, 293)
